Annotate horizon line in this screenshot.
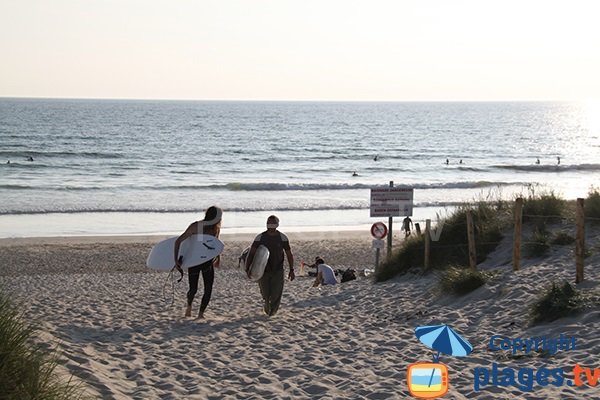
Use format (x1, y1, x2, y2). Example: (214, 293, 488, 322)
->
(0, 95, 589, 103)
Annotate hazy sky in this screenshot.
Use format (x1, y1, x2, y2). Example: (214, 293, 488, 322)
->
(1, 0, 599, 101)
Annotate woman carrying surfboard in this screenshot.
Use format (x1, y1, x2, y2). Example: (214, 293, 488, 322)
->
(246, 215, 295, 317)
(174, 206, 223, 319)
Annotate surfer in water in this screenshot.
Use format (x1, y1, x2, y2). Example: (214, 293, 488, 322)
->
(174, 205, 223, 319)
(246, 215, 295, 317)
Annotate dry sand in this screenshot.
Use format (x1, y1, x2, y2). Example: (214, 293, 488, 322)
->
(1, 229, 599, 399)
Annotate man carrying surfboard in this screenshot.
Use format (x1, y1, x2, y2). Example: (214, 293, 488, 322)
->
(246, 215, 295, 317)
(402, 216, 413, 238)
(174, 206, 223, 319)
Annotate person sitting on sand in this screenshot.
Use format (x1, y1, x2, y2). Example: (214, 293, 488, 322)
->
(174, 206, 223, 319)
(312, 257, 337, 287)
(246, 215, 295, 316)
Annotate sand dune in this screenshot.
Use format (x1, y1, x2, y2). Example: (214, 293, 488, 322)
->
(1, 230, 599, 399)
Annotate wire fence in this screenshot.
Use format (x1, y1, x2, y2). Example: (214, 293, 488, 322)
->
(403, 197, 597, 283)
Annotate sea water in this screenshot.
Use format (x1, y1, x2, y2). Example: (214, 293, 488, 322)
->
(1, 99, 598, 237)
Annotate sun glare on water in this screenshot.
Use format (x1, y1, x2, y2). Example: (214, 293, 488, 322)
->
(582, 100, 600, 138)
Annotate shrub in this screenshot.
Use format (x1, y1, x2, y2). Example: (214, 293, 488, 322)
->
(551, 231, 575, 246)
(586, 187, 600, 222)
(521, 188, 566, 224)
(525, 227, 551, 257)
(529, 281, 585, 324)
(375, 234, 424, 281)
(437, 266, 491, 295)
(0, 291, 85, 399)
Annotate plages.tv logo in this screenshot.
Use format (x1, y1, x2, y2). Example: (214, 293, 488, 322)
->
(407, 325, 473, 399)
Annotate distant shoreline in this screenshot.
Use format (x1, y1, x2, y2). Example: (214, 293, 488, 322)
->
(0, 229, 372, 248)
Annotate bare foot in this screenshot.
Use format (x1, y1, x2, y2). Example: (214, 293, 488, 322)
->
(184, 305, 192, 318)
(196, 312, 205, 320)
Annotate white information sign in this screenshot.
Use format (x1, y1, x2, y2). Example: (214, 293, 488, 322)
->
(370, 187, 414, 217)
(372, 239, 386, 249)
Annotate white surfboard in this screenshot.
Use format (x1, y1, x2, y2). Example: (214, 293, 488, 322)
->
(246, 245, 270, 281)
(146, 234, 224, 270)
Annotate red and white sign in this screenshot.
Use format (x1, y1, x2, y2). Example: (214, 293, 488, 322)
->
(371, 222, 388, 239)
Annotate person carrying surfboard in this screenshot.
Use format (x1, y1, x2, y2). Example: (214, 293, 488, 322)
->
(246, 215, 295, 317)
(174, 206, 223, 319)
(402, 216, 413, 238)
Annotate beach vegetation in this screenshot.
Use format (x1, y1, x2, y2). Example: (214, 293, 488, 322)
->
(376, 201, 506, 282)
(436, 266, 493, 295)
(0, 291, 86, 400)
(585, 187, 600, 222)
(521, 187, 566, 224)
(374, 234, 425, 282)
(529, 281, 586, 324)
(551, 231, 575, 246)
(525, 226, 551, 257)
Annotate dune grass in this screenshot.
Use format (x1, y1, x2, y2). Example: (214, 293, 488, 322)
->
(521, 187, 566, 224)
(529, 281, 586, 324)
(374, 188, 592, 281)
(0, 291, 85, 400)
(525, 226, 551, 257)
(376, 201, 506, 282)
(551, 231, 575, 246)
(437, 266, 494, 296)
(586, 187, 600, 222)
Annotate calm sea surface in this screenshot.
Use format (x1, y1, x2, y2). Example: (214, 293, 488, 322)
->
(1, 99, 598, 237)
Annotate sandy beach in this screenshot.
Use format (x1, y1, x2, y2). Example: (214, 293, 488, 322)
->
(1, 229, 599, 399)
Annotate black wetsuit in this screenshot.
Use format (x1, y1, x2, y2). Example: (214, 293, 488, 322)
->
(186, 260, 214, 313)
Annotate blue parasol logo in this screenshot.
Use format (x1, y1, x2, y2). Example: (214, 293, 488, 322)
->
(407, 325, 473, 396)
(415, 324, 473, 362)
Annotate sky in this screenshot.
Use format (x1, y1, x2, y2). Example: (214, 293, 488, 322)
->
(1, 0, 599, 101)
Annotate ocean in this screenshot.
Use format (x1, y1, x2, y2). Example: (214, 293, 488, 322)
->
(1, 99, 598, 238)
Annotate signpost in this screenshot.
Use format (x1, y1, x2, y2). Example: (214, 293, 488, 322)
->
(370, 182, 414, 256)
(371, 222, 388, 272)
(369, 185, 414, 217)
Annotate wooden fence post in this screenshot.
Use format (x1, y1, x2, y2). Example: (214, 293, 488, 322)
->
(576, 198, 585, 283)
(513, 197, 523, 271)
(466, 210, 477, 270)
(424, 219, 431, 270)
